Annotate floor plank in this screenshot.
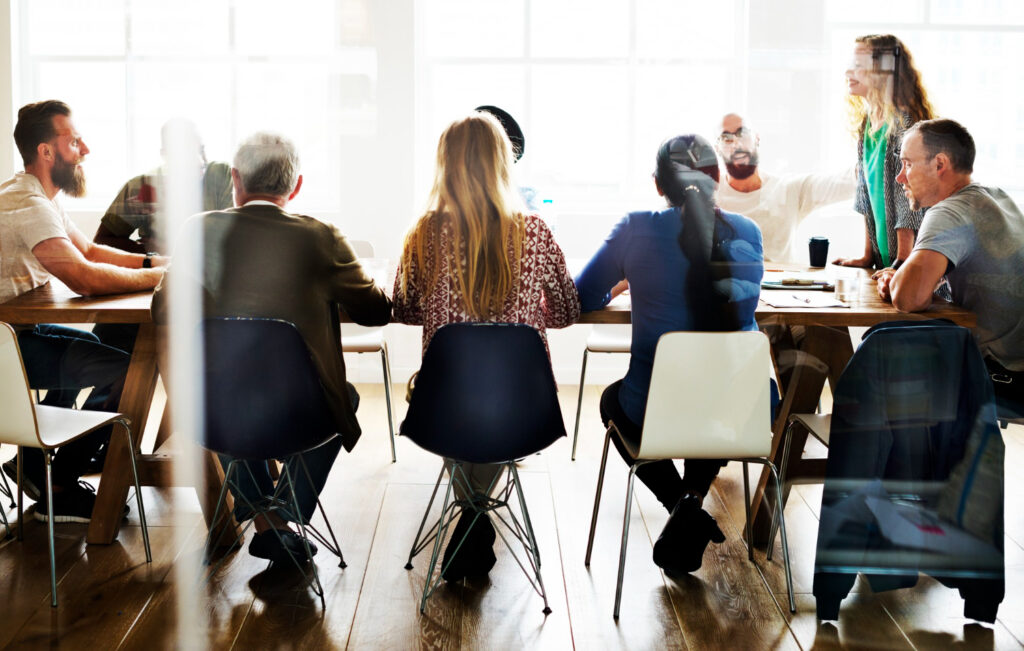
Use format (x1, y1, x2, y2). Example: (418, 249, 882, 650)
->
(0, 386, 1021, 649)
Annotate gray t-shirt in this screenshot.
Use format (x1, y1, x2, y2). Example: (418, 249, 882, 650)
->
(0, 172, 76, 303)
(914, 183, 1024, 370)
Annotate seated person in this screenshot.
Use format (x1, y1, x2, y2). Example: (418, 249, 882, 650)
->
(152, 132, 391, 562)
(0, 100, 166, 522)
(94, 118, 232, 255)
(393, 111, 579, 581)
(575, 134, 765, 574)
(714, 112, 855, 264)
(876, 118, 1024, 409)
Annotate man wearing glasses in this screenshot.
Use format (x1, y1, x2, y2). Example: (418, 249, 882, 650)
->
(714, 113, 855, 263)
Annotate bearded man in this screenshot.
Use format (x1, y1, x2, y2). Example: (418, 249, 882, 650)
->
(0, 100, 165, 523)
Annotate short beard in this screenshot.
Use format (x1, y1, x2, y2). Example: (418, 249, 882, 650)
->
(725, 162, 758, 181)
(52, 157, 87, 198)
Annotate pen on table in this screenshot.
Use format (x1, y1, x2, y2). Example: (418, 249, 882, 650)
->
(791, 294, 812, 304)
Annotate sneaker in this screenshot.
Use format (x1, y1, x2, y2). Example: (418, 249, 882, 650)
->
(3, 459, 41, 502)
(652, 493, 726, 575)
(34, 481, 130, 523)
(441, 510, 497, 582)
(249, 529, 318, 564)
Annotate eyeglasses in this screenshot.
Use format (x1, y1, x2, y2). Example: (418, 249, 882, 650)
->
(717, 127, 753, 145)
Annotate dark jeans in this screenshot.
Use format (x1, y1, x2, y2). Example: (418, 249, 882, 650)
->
(599, 380, 726, 512)
(218, 385, 358, 524)
(16, 324, 131, 488)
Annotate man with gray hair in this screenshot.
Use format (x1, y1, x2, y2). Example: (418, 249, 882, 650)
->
(876, 118, 1024, 411)
(152, 131, 392, 563)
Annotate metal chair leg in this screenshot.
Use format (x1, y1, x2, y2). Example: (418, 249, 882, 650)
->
(119, 419, 152, 563)
(17, 447, 24, 541)
(44, 452, 57, 608)
(296, 454, 346, 568)
(585, 425, 613, 566)
(767, 420, 797, 561)
(768, 461, 796, 613)
(509, 465, 551, 614)
(381, 343, 397, 463)
(572, 349, 589, 461)
(420, 475, 457, 614)
(613, 466, 638, 619)
(742, 461, 754, 562)
(280, 464, 327, 610)
(406, 464, 447, 569)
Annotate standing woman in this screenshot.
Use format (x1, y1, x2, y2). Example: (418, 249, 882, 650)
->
(835, 34, 935, 270)
(393, 112, 580, 581)
(575, 135, 765, 574)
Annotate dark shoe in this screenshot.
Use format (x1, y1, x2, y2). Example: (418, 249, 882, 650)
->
(653, 494, 726, 574)
(33, 481, 129, 523)
(3, 459, 41, 502)
(249, 529, 318, 564)
(441, 510, 497, 582)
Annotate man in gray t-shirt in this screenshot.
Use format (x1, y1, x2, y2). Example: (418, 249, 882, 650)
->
(876, 119, 1024, 407)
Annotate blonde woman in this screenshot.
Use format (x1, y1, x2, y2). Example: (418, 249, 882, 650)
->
(393, 112, 579, 581)
(835, 34, 935, 270)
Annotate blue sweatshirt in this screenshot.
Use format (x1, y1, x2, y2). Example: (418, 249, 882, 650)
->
(575, 207, 764, 424)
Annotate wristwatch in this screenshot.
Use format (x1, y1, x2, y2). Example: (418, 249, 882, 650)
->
(142, 252, 155, 269)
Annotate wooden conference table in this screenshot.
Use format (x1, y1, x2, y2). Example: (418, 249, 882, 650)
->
(0, 268, 976, 546)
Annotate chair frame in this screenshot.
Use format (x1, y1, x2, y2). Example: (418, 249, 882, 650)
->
(584, 420, 795, 618)
(0, 322, 151, 607)
(13, 417, 151, 608)
(202, 452, 346, 610)
(572, 326, 631, 461)
(404, 460, 551, 615)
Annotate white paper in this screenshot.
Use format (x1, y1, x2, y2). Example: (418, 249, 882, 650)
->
(760, 293, 849, 308)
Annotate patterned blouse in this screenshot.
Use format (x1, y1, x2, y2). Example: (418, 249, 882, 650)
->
(393, 213, 580, 355)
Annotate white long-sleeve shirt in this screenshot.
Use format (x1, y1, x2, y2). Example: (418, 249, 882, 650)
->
(716, 168, 855, 263)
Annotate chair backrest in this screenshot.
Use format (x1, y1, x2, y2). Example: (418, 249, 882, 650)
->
(638, 331, 772, 460)
(0, 323, 41, 447)
(827, 320, 999, 482)
(203, 318, 337, 460)
(400, 323, 566, 464)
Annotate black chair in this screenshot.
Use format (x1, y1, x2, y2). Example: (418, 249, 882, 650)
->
(401, 323, 566, 614)
(813, 321, 1004, 622)
(201, 318, 345, 608)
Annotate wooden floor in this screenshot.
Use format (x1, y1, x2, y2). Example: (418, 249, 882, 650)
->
(1, 383, 1022, 650)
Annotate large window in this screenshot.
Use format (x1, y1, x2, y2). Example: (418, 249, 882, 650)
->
(16, 0, 379, 216)
(822, 0, 1024, 196)
(415, 0, 747, 224)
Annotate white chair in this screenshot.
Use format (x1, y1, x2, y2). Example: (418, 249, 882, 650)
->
(572, 324, 631, 460)
(0, 323, 151, 607)
(584, 331, 795, 618)
(342, 240, 397, 462)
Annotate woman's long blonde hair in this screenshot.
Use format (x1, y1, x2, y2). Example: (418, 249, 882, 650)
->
(845, 34, 935, 136)
(400, 112, 526, 319)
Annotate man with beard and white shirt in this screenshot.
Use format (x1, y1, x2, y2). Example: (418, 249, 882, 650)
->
(0, 100, 166, 523)
(715, 113, 856, 263)
(877, 118, 1024, 410)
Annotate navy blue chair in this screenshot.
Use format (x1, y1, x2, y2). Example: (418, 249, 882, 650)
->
(201, 318, 345, 607)
(401, 323, 566, 614)
(813, 320, 1004, 622)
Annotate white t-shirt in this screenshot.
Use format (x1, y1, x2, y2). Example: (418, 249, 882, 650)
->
(0, 172, 76, 303)
(716, 168, 855, 263)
